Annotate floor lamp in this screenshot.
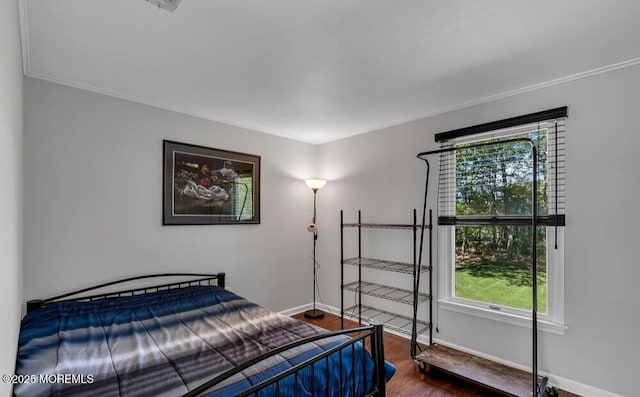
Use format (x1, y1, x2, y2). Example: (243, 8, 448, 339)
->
(304, 178, 326, 319)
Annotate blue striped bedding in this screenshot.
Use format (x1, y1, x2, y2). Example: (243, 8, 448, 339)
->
(15, 286, 395, 396)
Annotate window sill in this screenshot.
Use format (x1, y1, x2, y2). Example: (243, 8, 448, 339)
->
(439, 299, 567, 335)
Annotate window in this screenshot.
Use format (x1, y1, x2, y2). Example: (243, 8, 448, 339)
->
(233, 175, 254, 221)
(435, 109, 566, 332)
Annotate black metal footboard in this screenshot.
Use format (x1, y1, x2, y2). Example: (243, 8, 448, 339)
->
(183, 324, 387, 397)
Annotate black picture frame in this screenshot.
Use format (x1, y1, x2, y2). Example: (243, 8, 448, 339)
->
(163, 140, 261, 225)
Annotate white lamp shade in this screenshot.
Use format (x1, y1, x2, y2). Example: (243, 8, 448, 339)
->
(305, 179, 327, 191)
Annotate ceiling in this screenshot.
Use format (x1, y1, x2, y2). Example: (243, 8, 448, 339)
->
(20, 0, 640, 143)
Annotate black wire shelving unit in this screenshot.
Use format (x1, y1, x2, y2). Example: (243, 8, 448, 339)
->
(340, 209, 433, 358)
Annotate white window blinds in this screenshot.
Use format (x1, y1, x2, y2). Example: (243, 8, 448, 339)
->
(435, 107, 566, 227)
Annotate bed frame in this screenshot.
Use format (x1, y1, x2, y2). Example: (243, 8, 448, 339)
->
(26, 273, 226, 313)
(24, 273, 388, 397)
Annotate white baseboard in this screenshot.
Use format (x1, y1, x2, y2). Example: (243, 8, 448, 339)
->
(283, 302, 623, 397)
(278, 301, 338, 317)
(278, 303, 312, 317)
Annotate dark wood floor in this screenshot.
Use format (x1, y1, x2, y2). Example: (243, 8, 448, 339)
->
(293, 312, 579, 397)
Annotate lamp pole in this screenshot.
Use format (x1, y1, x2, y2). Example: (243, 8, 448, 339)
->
(304, 183, 325, 319)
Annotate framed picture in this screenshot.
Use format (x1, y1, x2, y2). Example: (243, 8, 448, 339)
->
(163, 140, 260, 225)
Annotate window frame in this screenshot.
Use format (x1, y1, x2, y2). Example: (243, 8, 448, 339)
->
(437, 125, 566, 334)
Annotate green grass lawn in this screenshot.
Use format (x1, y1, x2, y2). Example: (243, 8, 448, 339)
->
(455, 262, 547, 312)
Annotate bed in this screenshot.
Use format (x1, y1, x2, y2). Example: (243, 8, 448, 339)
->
(15, 273, 395, 396)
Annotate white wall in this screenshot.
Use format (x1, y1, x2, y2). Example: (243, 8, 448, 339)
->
(23, 77, 317, 312)
(0, 0, 24, 395)
(317, 65, 640, 396)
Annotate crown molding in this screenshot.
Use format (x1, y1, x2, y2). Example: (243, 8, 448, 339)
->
(24, 69, 322, 145)
(18, 0, 29, 75)
(330, 56, 640, 144)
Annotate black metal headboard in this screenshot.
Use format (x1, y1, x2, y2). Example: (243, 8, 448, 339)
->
(26, 272, 226, 314)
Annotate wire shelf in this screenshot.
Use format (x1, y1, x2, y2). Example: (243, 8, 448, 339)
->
(344, 305, 430, 336)
(343, 281, 430, 304)
(343, 257, 429, 274)
(342, 223, 416, 230)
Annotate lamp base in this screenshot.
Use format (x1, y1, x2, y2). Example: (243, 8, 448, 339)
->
(303, 309, 325, 319)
